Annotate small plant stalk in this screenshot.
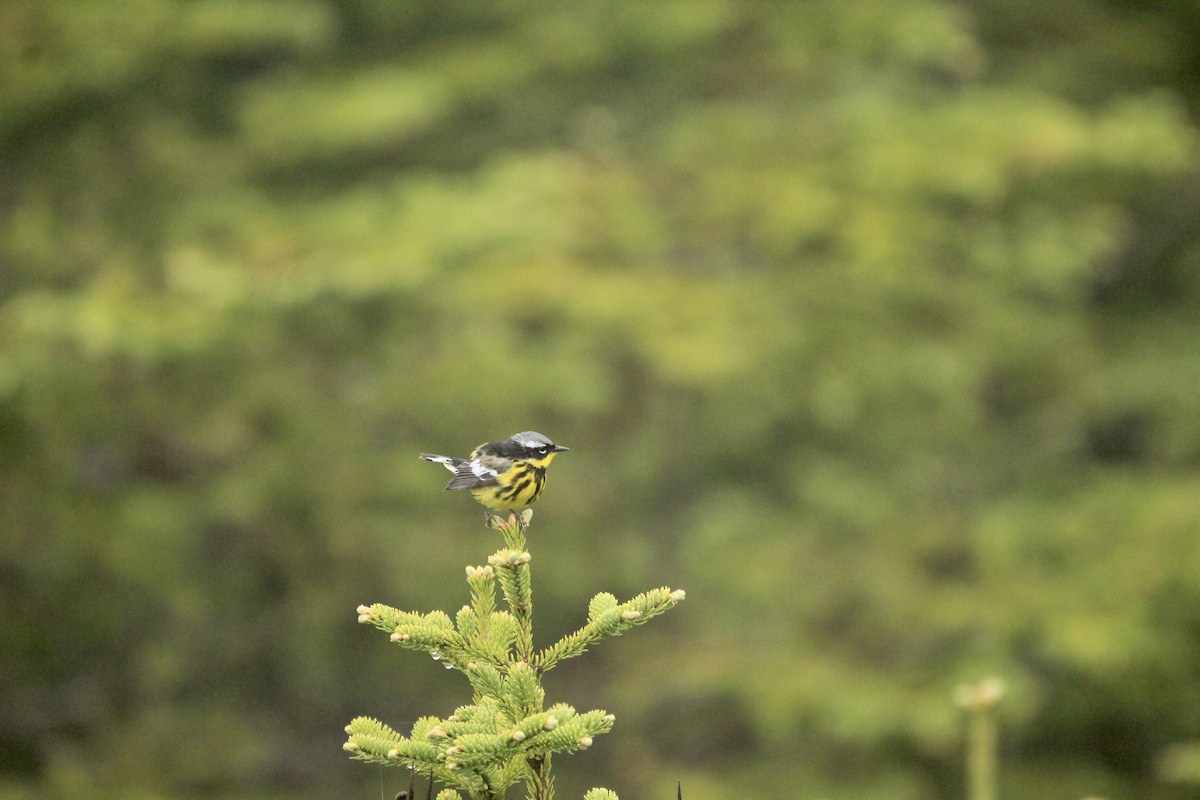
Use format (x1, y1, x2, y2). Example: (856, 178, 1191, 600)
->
(967, 705, 997, 800)
(956, 677, 1005, 800)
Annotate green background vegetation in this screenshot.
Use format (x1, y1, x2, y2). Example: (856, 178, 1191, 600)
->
(3, 2, 1200, 798)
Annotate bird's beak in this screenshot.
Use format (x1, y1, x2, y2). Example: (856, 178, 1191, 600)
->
(553, 444, 570, 452)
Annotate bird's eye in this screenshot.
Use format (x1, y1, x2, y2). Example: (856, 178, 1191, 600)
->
(537, 446, 549, 455)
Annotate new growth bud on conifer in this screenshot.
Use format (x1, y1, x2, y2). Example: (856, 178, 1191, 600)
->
(582, 789, 619, 800)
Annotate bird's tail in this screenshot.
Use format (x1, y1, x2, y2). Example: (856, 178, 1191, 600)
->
(419, 453, 463, 474)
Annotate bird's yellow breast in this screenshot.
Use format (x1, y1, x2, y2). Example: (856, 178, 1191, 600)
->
(471, 452, 559, 510)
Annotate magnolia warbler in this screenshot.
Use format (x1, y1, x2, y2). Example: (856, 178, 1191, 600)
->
(420, 431, 569, 521)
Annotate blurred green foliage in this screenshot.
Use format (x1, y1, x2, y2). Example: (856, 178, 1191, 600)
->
(2, 2, 1199, 799)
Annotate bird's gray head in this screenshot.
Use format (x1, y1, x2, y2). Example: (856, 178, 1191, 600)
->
(504, 431, 570, 459)
(510, 431, 554, 449)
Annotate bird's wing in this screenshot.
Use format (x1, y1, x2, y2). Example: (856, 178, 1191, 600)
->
(421, 453, 505, 491)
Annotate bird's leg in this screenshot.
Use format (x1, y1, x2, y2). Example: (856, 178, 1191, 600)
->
(484, 510, 527, 532)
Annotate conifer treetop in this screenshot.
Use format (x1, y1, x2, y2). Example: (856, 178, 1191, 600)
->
(345, 511, 685, 800)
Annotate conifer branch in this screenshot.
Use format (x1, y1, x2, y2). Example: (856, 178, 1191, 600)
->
(536, 588, 686, 672)
(489, 542, 534, 664)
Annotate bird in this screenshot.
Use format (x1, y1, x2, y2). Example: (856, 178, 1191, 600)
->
(420, 431, 569, 524)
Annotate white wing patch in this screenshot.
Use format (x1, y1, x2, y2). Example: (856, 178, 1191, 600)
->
(470, 460, 499, 480)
